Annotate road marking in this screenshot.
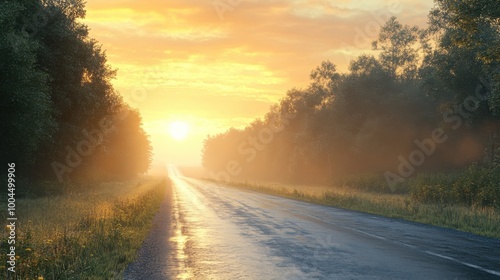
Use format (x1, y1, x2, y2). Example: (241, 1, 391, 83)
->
(323, 217, 500, 277)
(344, 227, 387, 240)
(394, 241, 416, 249)
(424, 251, 500, 277)
(346, 225, 499, 277)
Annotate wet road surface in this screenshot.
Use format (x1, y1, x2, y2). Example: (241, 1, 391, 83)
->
(125, 167, 500, 279)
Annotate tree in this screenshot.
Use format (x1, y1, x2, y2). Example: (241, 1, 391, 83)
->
(372, 16, 422, 81)
(0, 1, 55, 168)
(427, 0, 500, 162)
(27, 0, 150, 180)
(95, 108, 152, 179)
(430, 0, 499, 65)
(201, 9, 498, 185)
(1, 0, 152, 182)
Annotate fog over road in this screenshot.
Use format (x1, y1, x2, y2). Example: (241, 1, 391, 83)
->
(125, 166, 500, 279)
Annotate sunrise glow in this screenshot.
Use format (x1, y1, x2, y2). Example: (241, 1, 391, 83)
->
(169, 121, 190, 141)
(83, 0, 434, 165)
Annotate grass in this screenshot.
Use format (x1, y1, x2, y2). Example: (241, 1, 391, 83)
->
(0, 176, 169, 279)
(203, 178, 500, 239)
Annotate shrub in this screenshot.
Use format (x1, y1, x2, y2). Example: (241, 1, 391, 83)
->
(410, 164, 500, 207)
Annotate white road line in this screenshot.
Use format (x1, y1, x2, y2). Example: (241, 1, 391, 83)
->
(345, 227, 387, 240)
(340, 222, 499, 277)
(394, 241, 416, 249)
(348, 226, 500, 277)
(424, 250, 500, 277)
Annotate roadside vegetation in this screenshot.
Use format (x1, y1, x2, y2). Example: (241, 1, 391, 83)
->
(1, 0, 152, 182)
(0, 177, 168, 279)
(0, 1, 160, 277)
(200, 1, 500, 238)
(202, 1, 500, 185)
(0, 0, 161, 276)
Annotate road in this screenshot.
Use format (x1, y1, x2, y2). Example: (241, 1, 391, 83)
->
(125, 166, 500, 279)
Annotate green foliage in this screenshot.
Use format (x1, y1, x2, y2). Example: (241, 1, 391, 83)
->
(0, 1, 55, 165)
(372, 16, 422, 81)
(410, 164, 500, 207)
(1, 0, 152, 182)
(428, 0, 500, 127)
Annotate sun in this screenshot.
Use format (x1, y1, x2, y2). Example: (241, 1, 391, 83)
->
(169, 121, 190, 141)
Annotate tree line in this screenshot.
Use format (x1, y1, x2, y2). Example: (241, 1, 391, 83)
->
(202, 0, 500, 186)
(1, 0, 152, 183)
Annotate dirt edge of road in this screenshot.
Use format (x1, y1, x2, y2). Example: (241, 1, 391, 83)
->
(124, 179, 174, 280)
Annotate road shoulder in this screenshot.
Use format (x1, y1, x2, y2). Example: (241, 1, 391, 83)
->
(124, 179, 173, 280)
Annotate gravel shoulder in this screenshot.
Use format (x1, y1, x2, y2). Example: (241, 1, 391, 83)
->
(124, 181, 174, 280)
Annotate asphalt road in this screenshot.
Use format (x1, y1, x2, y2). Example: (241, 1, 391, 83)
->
(125, 167, 500, 279)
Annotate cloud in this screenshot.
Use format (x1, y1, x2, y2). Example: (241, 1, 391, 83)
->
(83, 0, 434, 163)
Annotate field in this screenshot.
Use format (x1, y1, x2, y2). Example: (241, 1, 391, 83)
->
(0, 176, 168, 279)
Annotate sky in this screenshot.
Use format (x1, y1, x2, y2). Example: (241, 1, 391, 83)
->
(83, 0, 435, 166)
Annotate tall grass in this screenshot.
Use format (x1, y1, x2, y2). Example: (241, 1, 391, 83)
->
(0, 177, 168, 279)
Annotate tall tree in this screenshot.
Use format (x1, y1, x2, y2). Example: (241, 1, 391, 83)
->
(0, 1, 55, 168)
(372, 17, 422, 81)
(1, 0, 152, 182)
(427, 0, 500, 161)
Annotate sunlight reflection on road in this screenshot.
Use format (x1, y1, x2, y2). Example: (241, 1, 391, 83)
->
(166, 165, 303, 279)
(168, 182, 192, 279)
(162, 164, 499, 280)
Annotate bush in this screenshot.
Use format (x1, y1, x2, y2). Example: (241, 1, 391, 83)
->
(410, 164, 500, 207)
(452, 164, 500, 207)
